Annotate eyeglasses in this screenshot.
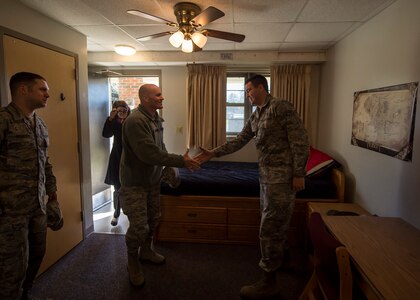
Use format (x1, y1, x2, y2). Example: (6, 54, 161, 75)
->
(117, 109, 128, 115)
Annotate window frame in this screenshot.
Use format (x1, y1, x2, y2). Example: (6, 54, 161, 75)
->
(226, 72, 270, 136)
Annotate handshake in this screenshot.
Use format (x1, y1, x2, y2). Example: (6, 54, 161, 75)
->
(182, 147, 214, 171)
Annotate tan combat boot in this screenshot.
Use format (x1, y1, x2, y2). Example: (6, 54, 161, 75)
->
(127, 252, 145, 287)
(239, 270, 281, 299)
(139, 238, 166, 264)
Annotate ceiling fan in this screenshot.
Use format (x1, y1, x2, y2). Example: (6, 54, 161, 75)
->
(127, 2, 245, 53)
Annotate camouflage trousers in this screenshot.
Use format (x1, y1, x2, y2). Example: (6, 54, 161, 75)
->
(119, 185, 161, 254)
(258, 183, 295, 272)
(0, 204, 47, 300)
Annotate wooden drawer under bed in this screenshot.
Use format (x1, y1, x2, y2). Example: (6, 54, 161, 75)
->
(157, 168, 345, 246)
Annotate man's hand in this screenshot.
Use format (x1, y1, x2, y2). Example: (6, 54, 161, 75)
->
(292, 176, 305, 192)
(183, 149, 200, 171)
(194, 147, 215, 164)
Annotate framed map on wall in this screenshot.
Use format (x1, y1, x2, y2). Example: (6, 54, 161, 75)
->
(351, 82, 418, 161)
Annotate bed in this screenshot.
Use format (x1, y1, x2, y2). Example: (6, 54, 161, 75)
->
(161, 161, 342, 199)
(157, 153, 344, 247)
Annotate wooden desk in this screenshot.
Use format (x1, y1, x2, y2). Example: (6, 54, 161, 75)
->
(308, 202, 371, 216)
(323, 216, 420, 300)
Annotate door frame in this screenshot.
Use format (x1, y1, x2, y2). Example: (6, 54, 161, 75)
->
(0, 26, 87, 238)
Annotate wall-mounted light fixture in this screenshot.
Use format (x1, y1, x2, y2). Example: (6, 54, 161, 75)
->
(114, 45, 136, 56)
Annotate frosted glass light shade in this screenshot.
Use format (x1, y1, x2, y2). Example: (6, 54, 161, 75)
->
(169, 31, 184, 48)
(191, 32, 207, 48)
(114, 45, 136, 56)
(181, 39, 193, 53)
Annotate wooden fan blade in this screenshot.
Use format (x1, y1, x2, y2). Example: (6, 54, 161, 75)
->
(203, 29, 245, 43)
(136, 31, 173, 42)
(191, 6, 225, 27)
(127, 9, 176, 26)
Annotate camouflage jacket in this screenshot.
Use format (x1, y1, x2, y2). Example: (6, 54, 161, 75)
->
(120, 105, 184, 188)
(214, 94, 309, 184)
(0, 103, 57, 215)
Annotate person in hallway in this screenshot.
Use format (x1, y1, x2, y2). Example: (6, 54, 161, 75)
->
(195, 74, 309, 299)
(0, 72, 60, 300)
(102, 100, 130, 226)
(120, 83, 200, 287)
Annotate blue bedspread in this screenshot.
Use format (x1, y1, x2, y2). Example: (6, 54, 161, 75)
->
(161, 161, 260, 197)
(160, 161, 336, 199)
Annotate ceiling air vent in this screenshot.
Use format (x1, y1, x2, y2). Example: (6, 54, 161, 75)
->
(220, 52, 233, 60)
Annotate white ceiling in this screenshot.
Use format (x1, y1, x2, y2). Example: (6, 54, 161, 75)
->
(19, 0, 396, 66)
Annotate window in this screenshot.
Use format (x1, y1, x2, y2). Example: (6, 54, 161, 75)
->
(226, 73, 270, 136)
(109, 76, 159, 110)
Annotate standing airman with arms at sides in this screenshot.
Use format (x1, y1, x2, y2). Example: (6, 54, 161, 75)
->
(0, 72, 60, 300)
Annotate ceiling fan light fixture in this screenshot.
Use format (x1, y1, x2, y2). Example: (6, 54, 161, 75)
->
(191, 31, 207, 48)
(114, 45, 136, 56)
(129, 4, 245, 53)
(169, 31, 184, 48)
(181, 38, 193, 53)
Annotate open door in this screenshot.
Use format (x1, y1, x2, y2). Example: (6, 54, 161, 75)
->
(3, 35, 83, 273)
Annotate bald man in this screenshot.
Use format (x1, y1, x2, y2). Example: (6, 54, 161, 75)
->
(119, 84, 199, 287)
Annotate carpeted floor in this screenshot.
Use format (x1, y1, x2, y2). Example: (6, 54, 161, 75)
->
(30, 233, 311, 300)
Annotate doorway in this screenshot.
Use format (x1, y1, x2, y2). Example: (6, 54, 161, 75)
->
(91, 74, 160, 234)
(3, 34, 83, 273)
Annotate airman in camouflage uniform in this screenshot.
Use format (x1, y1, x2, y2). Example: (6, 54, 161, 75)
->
(0, 72, 58, 300)
(119, 84, 200, 287)
(196, 75, 309, 299)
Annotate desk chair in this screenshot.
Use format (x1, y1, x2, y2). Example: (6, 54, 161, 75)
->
(299, 212, 352, 300)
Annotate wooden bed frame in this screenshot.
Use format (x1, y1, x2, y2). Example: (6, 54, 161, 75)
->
(156, 168, 345, 247)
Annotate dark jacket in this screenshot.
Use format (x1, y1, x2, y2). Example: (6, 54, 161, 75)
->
(102, 117, 123, 186)
(120, 105, 184, 188)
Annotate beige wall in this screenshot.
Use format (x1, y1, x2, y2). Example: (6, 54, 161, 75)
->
(319, 0, 420, 228)
(160, 67, 189, 155)
(0, 0, 93, 234)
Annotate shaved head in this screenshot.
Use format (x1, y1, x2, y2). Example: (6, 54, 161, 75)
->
(138, 84, 164, 114)
(139, 84, 157, 102)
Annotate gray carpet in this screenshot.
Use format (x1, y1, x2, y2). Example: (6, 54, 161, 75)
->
(30, 233, 311, 300)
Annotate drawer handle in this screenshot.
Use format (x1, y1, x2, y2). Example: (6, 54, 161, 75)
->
(187, 229, 197, 234)
(187, 213, 198, 217)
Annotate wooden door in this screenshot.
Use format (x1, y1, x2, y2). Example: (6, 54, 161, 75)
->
(3, 35, 83, 273)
